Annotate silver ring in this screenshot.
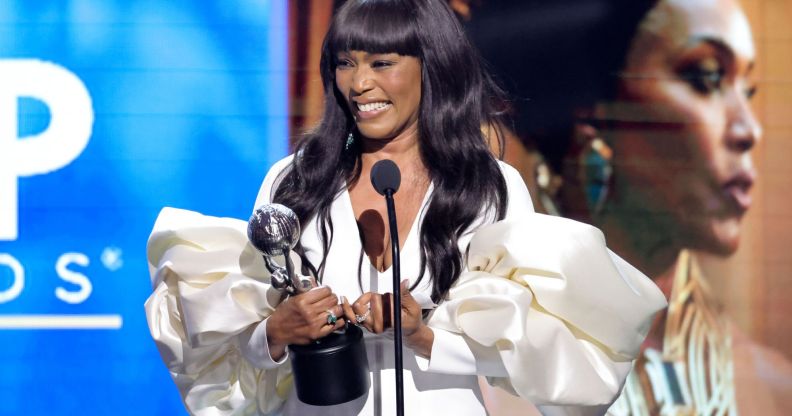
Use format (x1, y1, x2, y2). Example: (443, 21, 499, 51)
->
(326, 309, 338, 325)
(355, 308, 370, 324)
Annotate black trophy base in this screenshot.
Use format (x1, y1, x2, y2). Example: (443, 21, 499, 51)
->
(288, 323, 370, 406)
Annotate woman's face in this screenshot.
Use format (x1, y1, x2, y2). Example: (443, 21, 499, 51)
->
(335, 51, 422, 141)
(604, 0, 760, 256)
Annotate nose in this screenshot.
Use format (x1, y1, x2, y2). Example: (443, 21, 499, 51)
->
(726, 88, 762, 153)
(351, 66, 374, 94)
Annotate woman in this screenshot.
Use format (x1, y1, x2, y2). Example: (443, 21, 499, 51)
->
(463, 0, 792, 414)
(144, 0, 665, 414)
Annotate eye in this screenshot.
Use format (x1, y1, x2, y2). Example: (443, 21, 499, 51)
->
(372, 60, 395, 69)
(682, 68, 725, 94)
(679, 58, 725, 95)
(335, 57, 353, 69)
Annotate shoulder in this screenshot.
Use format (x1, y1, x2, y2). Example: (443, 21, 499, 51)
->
(496, 159, 520, 179)
(496, 160, 534, 216)
(253, 154, 295, 210)
(269, 154, 295, 179)
(460, 160, 534, 241)
(496, 159, 527, 193)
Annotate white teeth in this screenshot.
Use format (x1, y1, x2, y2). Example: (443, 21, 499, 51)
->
(357, 101, 390, 112)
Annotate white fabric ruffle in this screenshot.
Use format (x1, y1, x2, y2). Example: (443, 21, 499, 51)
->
(145, 208, 666, 415)
(145, 207, 293, 415)
(427, 214, 666, 408)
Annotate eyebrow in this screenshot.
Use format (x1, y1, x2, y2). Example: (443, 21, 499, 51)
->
(685, 35, 755, 74)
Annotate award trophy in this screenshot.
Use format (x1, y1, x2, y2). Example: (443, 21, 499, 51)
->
(248, 204, 369, 406)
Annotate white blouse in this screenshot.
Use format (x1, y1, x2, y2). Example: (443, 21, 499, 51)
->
(145, 156, 666, 416)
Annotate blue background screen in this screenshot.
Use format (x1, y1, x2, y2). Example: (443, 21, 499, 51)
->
(0, 1, 288, 414)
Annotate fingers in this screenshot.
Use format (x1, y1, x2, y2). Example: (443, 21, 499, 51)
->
(346, 297, 370, 330)
(317, 305, 346, 337)
(284, 286, 347, 343)
(330, 308, 348, 331)
(399, 279, 419, 312)
(316, 304, 343, 326)
(330, 304, 344, 322)
(349, 291, 395, 334)
(292, 286, 338, 320)
(315, 321, 343, 339)
(351, 292, 376, 331)
(341, 296, 357, 324)
(370, 294, 384, 333)
(298, 286, 334, 304)
(346, 285, 418, 336)
(400, 279, 411, 300)
(351, 293, 379, 333)
(298, 304, 344, 343)
(314, 294, 340, 313)
(354, 292, 373, 307)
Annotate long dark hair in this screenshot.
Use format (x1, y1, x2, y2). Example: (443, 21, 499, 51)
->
(273, 0, 509, 303)
(464, 0, 658, 173)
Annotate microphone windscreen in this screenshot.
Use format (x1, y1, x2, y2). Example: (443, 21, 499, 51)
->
(370, 159, 401, 195)
(247, 203, 301, 256)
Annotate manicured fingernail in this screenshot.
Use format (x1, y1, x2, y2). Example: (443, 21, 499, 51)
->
(341, 296, 347, 304)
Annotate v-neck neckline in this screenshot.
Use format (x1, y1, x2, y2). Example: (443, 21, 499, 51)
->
(340, 182, 434, 275)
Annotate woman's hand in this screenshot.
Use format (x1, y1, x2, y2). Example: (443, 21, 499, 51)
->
(342, 280, 434, 357)
(266, 286, 346, 360)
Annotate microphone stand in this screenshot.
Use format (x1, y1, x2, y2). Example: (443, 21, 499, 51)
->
(384, 188, 404, 416)
(370, 159, 405, 416)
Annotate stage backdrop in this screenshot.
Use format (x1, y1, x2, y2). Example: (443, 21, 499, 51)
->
(292, 0, 792, 414)
(0, 1, 288, 414)
(3, 0, 791, 415)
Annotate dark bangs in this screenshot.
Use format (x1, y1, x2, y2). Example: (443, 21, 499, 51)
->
(327, 0, 420, 60)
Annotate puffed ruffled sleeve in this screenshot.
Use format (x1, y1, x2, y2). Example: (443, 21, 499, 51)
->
(426, 213, 667, 409)
(144, 207, 294, 415)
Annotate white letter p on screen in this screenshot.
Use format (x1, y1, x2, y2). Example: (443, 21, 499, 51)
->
(0, 60, 94, 241)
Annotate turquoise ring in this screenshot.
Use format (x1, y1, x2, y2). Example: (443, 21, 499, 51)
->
(326, 309, 338, 325)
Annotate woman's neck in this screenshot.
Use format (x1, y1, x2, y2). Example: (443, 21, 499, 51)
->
(359, 123, 422, 169)
(596, 213, 680, 351)
(596, 211, 680, 287)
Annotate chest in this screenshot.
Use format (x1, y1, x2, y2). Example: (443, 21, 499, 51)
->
(297, 182, 433, 299)
(348, 179, 429, 272)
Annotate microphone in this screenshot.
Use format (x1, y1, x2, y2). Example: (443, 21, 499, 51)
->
(247, 203, 310, 294)
(247, 203, 370, 406)
(371, 159, 401, 196)
(370, 159, 405, 416)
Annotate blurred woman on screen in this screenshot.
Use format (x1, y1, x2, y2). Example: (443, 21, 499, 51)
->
(461, 0, 792, 413)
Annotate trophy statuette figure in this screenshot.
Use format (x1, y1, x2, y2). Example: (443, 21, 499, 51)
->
(248, 203, 370, 406)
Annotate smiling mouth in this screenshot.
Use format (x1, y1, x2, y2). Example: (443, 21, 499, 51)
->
(356, 101, 391, 114)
